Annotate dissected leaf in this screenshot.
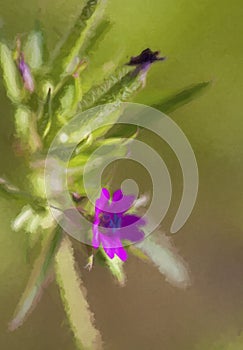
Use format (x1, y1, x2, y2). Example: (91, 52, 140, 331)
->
(55, 235, 103, 350)
(0, 42, 23, 103)
(9, 226, 62, 330)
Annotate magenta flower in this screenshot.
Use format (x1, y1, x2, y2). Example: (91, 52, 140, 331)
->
(92, 188, 145, 261)
(18, 53, 34, 93)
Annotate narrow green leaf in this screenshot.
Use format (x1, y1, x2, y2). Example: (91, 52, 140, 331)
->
(60, 85, 74, 107)
(48, 102, 123, 153)
(73, 74, 83, 110)
(43, 66, 85, 146)
(81, 66, 132, 110)
(153, 81, 211, 113)
(0, 177, 27, 200)
(68, 153, 90, 169)
(58, 84, 75, 121)
(0, 42, 23, 103)
(41, 83, 73, 146)
(84, 66, 149, 108)
(23, 30, 43, 72)
(52, 0, 106, 78)
(104, 122, 139, 142)
(83, 18, 112, 56)
(105, 124, 138, 139)
(93, 136, 133, 147)
(56, 75, 83, 125)
(55, 235, 103, 350)
(73, 134, 133, 157)
(9, 226, 62, 331)
(0, 177, 44, 207)
(136, 231, 191, 288)
(37, 88, 52, 138)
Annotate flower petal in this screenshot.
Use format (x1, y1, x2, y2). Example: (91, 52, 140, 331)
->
(95, 188, 110, 216)
(119, 227, 144, 243)
(110, 195, 135, 213)
(104, 247, 115, 259)
(101, 188, 110, 200)
(121, 214, 145, 227)
(112, 189, 123, 202)
(115, 247, 128, 261)
(104, 246, 128, 261)
(99, 233, 121, 248)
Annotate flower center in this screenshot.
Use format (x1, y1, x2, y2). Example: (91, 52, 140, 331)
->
(99, 213, 122, 233)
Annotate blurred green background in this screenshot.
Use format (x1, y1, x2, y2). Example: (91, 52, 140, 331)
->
(1, 0, 243, 349)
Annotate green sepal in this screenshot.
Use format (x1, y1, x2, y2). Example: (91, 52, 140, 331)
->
(23, 29, 44, 72)
(0, 42, 23, 103)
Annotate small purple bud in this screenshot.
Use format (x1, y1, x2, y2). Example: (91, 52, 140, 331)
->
(127, 48, 166, 67)
(127, 49, 166, 86)
(18, 53, 35, 93)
